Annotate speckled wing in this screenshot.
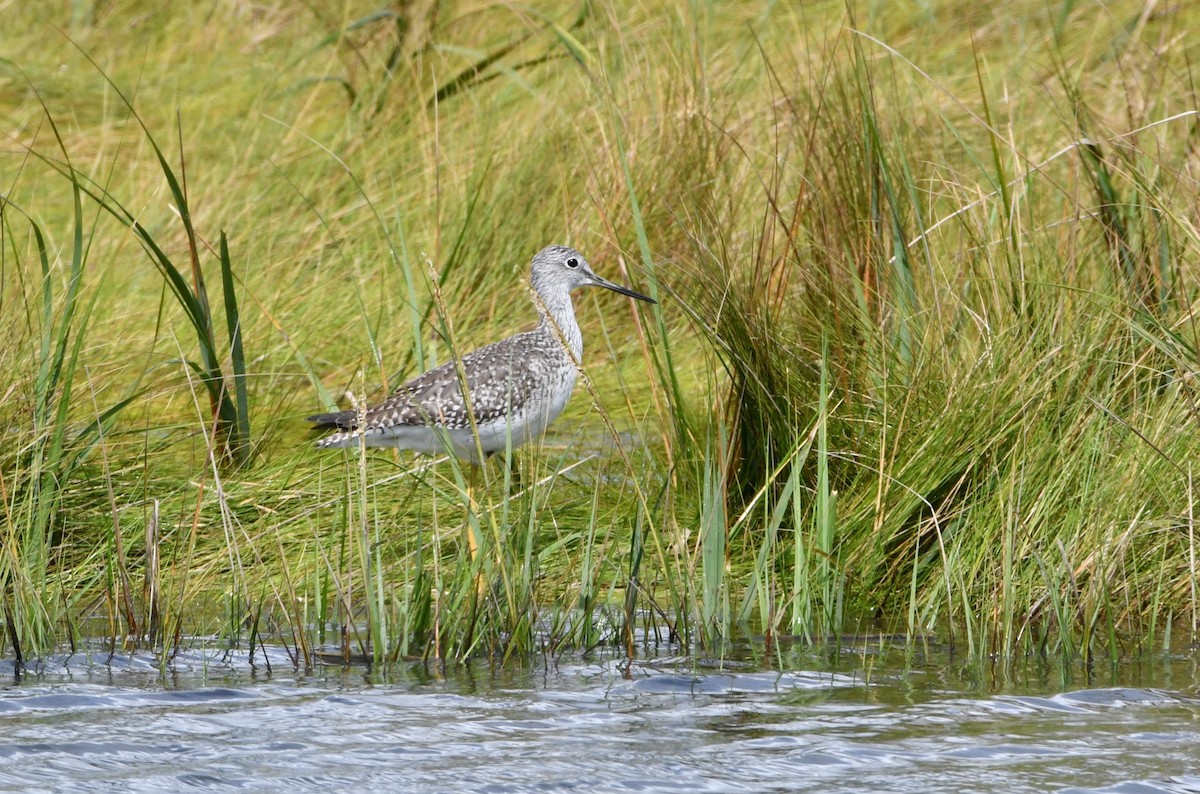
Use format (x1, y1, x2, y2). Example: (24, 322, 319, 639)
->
(308, 330, 556, 440)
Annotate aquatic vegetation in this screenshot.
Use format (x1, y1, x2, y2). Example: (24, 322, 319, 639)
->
(0, 0, 1197, 666)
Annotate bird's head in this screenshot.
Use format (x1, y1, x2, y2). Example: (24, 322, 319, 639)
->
(529, 245, 656, 305)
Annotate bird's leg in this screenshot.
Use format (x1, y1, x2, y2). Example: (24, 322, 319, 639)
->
(466, 461, 485, 596)
(489, 449, 521, 494)
(466, 462, 481, 560)
(506, 451, 522, 493)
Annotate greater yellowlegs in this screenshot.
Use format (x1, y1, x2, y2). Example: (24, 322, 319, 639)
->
(307, 245, 655, 461)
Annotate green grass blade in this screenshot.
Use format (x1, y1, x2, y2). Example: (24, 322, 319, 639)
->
(219, 231, 251, 464)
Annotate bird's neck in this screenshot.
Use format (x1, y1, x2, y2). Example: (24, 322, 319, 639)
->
(536, 288, 583, 361)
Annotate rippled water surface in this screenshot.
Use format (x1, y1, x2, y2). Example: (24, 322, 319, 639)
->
(1, 642, 1198, 792)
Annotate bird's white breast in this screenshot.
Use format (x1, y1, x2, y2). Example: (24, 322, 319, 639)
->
(473, 364, 578, 460)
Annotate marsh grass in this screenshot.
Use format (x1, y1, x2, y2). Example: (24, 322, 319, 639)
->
(1, 1, 1198, 667)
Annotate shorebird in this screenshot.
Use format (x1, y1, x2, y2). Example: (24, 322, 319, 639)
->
(307, 245, 655, 461)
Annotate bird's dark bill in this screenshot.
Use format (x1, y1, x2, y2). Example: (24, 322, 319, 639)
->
(593, 276, 656, 304)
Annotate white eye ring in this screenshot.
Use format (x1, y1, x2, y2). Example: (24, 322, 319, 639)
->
(566, 258, 579, 268)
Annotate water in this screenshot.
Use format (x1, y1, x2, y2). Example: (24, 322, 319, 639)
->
(0, 642, 1198, 792)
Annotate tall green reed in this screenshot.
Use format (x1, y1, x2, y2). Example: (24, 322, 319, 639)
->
(61, 44, 253, 468)
(0, 96, 138, 658)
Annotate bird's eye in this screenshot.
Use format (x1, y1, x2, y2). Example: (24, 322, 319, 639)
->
(566, 258, 579, 268)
